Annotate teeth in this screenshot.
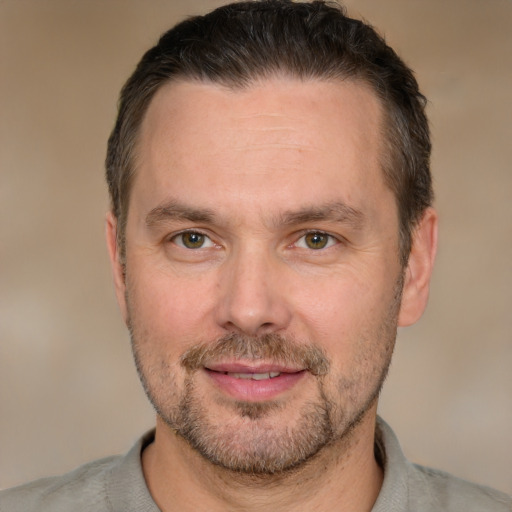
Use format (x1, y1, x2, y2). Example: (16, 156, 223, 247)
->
(250, 373, 268, 381)
(227, 372, 281, 380)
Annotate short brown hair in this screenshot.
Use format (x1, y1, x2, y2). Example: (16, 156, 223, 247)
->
(106, 0, 432, 265)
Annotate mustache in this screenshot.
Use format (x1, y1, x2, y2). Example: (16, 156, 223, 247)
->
(180, 332, 330, 376)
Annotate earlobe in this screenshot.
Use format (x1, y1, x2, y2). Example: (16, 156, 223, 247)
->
(398, 207, 438, 327)
(105, 212, 129, 324)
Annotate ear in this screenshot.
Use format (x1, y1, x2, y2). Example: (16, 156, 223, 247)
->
(105, 211, 129, 324)
(398, 207, 438, 327)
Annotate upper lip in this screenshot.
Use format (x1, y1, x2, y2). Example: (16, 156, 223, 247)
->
(205, 362, 304, 374)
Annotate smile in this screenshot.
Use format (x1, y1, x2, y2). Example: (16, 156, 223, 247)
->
(204, 365, 306, 401)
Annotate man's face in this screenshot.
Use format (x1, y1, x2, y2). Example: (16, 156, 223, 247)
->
(111, 78, 408, 473)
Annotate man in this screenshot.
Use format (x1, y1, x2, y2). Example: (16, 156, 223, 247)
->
(2, 1, 510, 511)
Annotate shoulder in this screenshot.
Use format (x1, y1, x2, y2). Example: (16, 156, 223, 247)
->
(409, 463, 512, 512)
(374, 417, 512, 512)
(0, 430, 157, 512)
(0, 455, 120, 512)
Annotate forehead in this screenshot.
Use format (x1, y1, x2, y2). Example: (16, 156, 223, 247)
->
(132, 77, 391, 222)
(140, 76, 384, 155)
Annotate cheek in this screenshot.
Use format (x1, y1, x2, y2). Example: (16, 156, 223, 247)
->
(126, 263, 219, 352)
(293, 270, 398, 356)
(292, 273, 361, 331)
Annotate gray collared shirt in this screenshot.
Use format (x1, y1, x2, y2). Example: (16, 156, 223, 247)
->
(1, 417, 510, 511)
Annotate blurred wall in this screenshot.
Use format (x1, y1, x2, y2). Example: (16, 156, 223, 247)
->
(1, 0, 511, 493)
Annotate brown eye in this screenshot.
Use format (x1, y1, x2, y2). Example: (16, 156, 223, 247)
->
(305, 232, 328, 249)
(296, 232, 336, 250)
(174, 231, 212, 249)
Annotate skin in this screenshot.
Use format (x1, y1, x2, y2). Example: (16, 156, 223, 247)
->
(106, 77, 437, 511)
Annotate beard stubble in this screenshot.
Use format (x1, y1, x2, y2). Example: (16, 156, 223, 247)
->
(128, 273, 403, 476)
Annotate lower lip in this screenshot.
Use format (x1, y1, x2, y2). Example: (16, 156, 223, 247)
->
(204, 369, 306, 401)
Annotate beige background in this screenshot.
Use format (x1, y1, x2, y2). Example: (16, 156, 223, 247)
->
(1, 0, 511, 494)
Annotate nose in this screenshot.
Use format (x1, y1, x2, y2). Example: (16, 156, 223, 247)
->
(214, 246, 292, 337)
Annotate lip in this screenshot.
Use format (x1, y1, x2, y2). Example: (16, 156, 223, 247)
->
(204, 363, 306, 402)
(203, 362, 307, 402)
(205, 362, 303, 374)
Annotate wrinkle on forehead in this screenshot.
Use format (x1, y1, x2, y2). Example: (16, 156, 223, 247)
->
(229, 113, 318, 153)
(233, 143, 316, 153)
(140, 77, 383, 159)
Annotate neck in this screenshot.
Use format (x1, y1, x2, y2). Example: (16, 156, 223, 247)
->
(142, 406, 383, 512)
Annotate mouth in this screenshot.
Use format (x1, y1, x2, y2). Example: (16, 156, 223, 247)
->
(203, 363, 307, 401)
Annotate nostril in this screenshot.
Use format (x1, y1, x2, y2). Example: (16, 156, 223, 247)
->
(221, 320, 280, 338)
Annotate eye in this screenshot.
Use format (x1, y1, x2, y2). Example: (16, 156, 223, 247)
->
(295, 231, 337, 250)
(172, 231, 215, 249)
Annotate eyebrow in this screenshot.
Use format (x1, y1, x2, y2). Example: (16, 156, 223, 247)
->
(275, 202, 366, 230)
(145, 198, 365, 231)
(145, 199, 215, 227)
